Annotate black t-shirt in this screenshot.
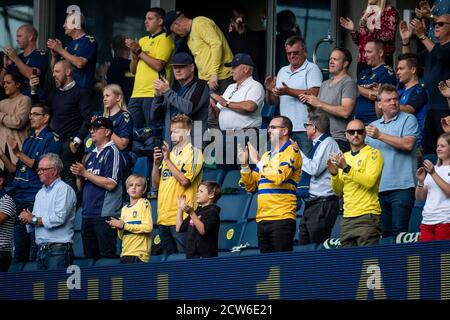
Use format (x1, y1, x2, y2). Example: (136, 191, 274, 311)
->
(180, 204, 220, 259)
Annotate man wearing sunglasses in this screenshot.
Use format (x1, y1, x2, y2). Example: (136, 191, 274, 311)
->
(328, 119, 384, 247)
(366, 84, 419, 238)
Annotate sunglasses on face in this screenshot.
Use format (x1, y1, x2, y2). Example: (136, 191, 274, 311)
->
(434, 21, 450, 27)
(346, 129, 365, 135)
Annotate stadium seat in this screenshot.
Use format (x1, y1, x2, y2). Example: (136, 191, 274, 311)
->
(238, 220, 258, 250)
(409, 201, 425, 233)
(165, 253, 186, 261)
(330, 215, 342, 238)
(294, 217, 302, 243)
(116, 237, 122, 256)
(379, 236, 395, 245)
(73, 259, 94, 268)
(239, 249, 260, 256)
(221, 170, 243, 193)
(132, 156, 149, 177)
(8, 262, 24, 272)
(202, 168, 225, 185)
(22, 261, 38, 272)
(93, 258, 121, 266)
(218, 221, 245, 251)
(73, 231, 85, 259)
(246, 193, 258, 220)
(261, 102, 276, 119)
(217, 194, 251, 221)
(150, 254, 165, 263)
(396, 232, 420, 244)
(150, 198, 158, 226)
(293, 243, 319, 251)
(74, 207, 83, 231)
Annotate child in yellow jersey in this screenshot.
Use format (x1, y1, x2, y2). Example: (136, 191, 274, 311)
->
(176, 181, 221, 259)
(107, 174, 153, 263)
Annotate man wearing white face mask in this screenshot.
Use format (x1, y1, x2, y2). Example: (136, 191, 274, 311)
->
(340, 0, 399, 73)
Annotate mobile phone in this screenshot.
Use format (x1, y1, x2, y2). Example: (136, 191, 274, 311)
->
(403, 9, 412, 25)
(32, 68, 38, 76)
(158, 72, 165, 80)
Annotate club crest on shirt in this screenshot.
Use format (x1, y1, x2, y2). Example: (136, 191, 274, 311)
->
(357, 160, 362, 167)
(133, 211, 137, 218)
(74, 43, 79, 51)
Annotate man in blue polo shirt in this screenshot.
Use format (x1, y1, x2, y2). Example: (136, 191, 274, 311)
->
(395, 53, 428, 147)
(47, 10, 97, 89)
(356, 40, 397, 125)
(366, 84, 419, 237)
(0, 104, 61, 262)
(1, 24, 48, 99)
(70, 117, 123, 259)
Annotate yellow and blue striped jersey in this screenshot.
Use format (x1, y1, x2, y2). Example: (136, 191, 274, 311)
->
(331, 145, 384, 218)
(118, 198, 153, 262)
(157, 143, 204, 226)
(241, 140, 302, 222)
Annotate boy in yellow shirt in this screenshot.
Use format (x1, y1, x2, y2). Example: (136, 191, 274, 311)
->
(107, 174, 153, 263)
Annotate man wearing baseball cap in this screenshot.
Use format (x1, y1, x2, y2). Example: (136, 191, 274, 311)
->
(70, 116, 124, 259)
(153, 52, 209, 146)
(164, 11, 234, 129)
(210, 53, 265, 168)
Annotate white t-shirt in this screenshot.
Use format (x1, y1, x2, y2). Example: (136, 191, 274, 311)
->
(276, 60, 323, 132)
(422, 165, 450, 225)
(217, 77, 265, 130)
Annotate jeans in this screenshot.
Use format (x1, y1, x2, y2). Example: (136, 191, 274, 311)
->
(291, 131, 312, 156)
(159, 225, 186, 255)
(257, 219, 296, 253)
(379, 188, 415, 237)
(82, 217, 118, 259)
(128, 97, 159, 130)
(36, 243, 73, 271)
(13, 202, 36, 263)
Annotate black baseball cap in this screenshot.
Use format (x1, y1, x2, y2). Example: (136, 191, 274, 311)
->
(170, 52, 194, 65)
(164, 10, 183, 36)
(224, 53, 254, 68)
(86, 117, 113, 131)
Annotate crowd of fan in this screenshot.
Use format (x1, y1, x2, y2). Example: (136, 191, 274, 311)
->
(1, 0, 450, 272)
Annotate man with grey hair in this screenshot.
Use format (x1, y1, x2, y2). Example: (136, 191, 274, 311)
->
(298, 111, 340, 244)
(19, 153, 76, 270)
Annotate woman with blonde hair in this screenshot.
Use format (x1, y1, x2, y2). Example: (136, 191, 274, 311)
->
(416, 133, 450, 241)
(340, 0, 399, 73)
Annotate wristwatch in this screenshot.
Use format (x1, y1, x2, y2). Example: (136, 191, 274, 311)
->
(226, 101, 230, 108)
(31, 216, 38, 226)
(343, 165, 351, 174)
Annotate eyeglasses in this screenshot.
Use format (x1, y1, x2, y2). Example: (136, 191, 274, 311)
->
(303, 123, 315, 129)
(29, 112, 45, 118)
(37, 167, 55, 173)
(346, 129, 365, 135)
(268, 125, 286, 130)
(434, 21, 450, 27)
(89, 126, 107, 132)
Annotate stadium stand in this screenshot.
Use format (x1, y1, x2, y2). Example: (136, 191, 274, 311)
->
(202, 168, 225, 185)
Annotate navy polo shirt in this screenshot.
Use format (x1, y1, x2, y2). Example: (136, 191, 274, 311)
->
(12, 127, 62, 203)
(8, 49, 48, 98)
(355, 64, 396, 124)
(398, 83, 428, 145)
(82, 141, 123, 218)
(85, 111, 133, 153)
(65, 34, 97, 89)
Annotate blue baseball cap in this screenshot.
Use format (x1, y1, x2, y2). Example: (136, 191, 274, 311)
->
(170, 52, 194, 65)
(225, 53, 254, 68)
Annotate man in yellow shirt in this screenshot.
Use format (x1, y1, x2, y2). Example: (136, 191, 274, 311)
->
(164, 11, 234, 129)
(327, 119, 384, 247)
(152, 115, 204, 254)
(125, 7, 174, 130)
(238, 116, 302, 253)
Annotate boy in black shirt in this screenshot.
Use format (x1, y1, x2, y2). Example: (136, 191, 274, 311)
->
(176, 181, 221, 258)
